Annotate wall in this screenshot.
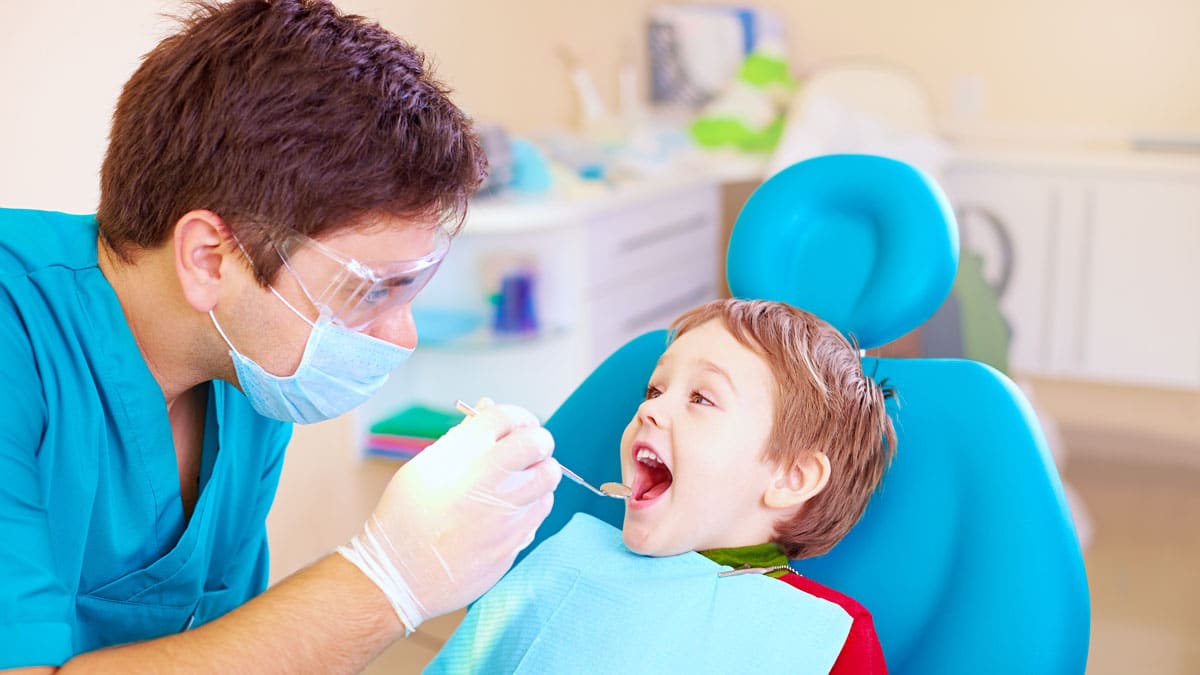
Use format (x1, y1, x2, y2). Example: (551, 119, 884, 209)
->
(0, 0, 173, 213)
(365, 0, 1200, 144)
(353, 0, 650, 135)
(758, 0, 1200, 144)
(3, 1, 1197, 215)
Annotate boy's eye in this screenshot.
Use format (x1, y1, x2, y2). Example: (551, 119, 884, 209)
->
(690, 391, 714, 406)
(644, 385, 661, 400)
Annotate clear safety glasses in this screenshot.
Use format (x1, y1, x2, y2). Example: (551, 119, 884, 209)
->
(271, 226, 451, 332)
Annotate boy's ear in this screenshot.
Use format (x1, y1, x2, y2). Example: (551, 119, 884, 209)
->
(764, 452, 831, 510)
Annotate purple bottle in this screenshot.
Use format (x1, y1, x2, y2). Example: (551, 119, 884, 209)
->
(492, 270, 538, 335)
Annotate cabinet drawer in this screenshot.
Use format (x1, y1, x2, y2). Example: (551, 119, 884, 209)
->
(585, 183, 719, 291)
(589, 257, 718, 362)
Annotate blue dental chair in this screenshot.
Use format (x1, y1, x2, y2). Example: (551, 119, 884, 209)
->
(537, 155, 1090, 674)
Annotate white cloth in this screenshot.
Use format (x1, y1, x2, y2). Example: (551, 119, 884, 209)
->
(426, 513, 852, 674)
(768, 92, 954, 180)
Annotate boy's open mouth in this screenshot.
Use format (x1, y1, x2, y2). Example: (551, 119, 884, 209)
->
(632, 445, 673, 503)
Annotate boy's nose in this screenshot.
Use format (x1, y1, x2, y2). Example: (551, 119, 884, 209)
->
(638, 398, 667, 429)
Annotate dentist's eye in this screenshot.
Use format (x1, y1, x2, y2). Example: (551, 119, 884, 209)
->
(644, 385, 662, 400)
(362, 287, 390, 304)
(690, 391, 714, 406)
(362, 276, 417, 305)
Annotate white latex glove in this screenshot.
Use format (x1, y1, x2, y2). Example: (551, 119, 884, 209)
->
(338, 399, 561, 634)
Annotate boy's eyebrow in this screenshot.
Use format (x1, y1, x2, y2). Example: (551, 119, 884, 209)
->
(699, 359, 737, 393)
(655, 354, 737, 394)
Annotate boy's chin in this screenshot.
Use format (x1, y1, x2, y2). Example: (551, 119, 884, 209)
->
(621, 523, 686, 557)
(621, 520, 656, 555)
(624, 530, 652, 552)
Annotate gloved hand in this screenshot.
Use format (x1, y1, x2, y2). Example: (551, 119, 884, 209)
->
(338, 399, 561, 635)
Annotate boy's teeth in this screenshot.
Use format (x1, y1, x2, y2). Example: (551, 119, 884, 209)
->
(636, 448, 662, 465)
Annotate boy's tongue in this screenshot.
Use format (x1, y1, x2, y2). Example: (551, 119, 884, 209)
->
(634, 460, 673, 501)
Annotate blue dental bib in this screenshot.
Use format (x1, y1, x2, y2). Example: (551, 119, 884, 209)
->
(427, 513, 852, 674)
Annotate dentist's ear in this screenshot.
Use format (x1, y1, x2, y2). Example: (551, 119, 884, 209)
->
(174, 209, 234, 313)
(764, 451, 831, 510)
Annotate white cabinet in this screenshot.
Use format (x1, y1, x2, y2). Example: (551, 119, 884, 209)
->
(353, 176, 722, 440)
(1078, 177, 1200, 387)
(943, 153, 1200, 389)
(939, 167, 1060, 374)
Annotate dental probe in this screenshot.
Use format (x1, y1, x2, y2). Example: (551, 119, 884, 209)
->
(454, 399, 633, 500)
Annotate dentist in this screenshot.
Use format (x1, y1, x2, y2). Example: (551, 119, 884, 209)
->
(0, 0, 560, 672)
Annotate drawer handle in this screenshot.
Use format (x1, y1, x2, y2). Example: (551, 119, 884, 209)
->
(617, 214, 709, 253)
(621, 283, 714, 332)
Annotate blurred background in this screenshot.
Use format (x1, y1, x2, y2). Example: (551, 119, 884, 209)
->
(2, 1, 1197, 672)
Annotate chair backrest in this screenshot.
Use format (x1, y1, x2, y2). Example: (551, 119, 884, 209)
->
(539, 154, 1089, 674)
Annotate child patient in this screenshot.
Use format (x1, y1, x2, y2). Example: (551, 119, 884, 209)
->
(428, 298, 896, 674)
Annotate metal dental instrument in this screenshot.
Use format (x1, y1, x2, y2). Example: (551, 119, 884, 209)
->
(455, 400, 632, 500)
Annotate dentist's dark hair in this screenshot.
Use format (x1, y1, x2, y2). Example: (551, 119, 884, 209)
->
(98, 0, 485, 284)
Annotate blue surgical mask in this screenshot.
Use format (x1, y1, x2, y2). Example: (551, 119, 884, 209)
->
(210, 287, 413, 424)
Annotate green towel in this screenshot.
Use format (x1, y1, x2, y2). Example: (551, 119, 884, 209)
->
(954, 251, 1010, 373)
(699, 541, 792, 579)
(369, 403, 461, 439)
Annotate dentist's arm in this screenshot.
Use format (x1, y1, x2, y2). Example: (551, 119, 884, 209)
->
(10, 402, 559, 675)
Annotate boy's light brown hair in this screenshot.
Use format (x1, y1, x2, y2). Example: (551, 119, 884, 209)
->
(670, 298, 896, 559)
(98, 0, 485, 284)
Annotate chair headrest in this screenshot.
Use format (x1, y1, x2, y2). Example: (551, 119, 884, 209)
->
(726, 154, 959, 349)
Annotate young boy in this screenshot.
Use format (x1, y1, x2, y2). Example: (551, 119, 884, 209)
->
(427, 298, 896, 674)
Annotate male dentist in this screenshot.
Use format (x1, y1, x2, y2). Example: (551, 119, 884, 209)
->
(0, 1, 561, 671)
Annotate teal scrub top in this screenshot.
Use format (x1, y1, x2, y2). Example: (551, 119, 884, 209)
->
(0, 208, 294, 668)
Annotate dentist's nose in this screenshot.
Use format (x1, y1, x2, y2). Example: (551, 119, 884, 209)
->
(364, 305, 418, 349)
